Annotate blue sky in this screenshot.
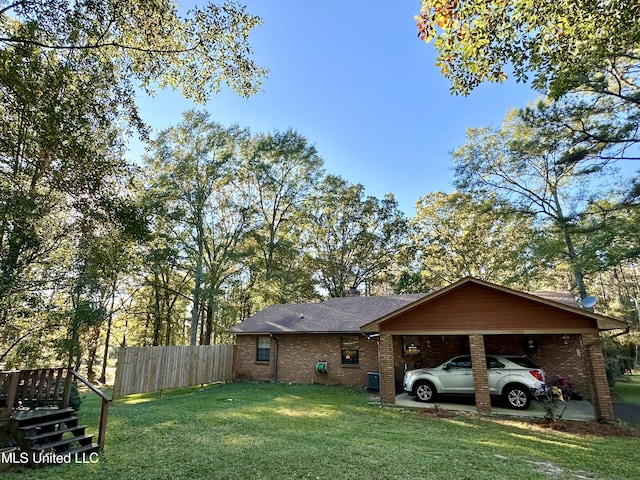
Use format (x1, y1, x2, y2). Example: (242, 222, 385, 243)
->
(132, 1, 539, 215)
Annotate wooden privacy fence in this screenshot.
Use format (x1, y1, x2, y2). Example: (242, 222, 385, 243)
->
(113, 344, 234, 398)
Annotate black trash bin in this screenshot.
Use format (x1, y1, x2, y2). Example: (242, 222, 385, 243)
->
(367, 371, 380, 391)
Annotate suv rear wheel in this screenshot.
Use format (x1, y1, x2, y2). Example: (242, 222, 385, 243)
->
(413, 380, 437, 402)
(504, 384, 531, 410)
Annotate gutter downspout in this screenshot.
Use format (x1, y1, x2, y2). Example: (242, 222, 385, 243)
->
(270, 334, 279, 383)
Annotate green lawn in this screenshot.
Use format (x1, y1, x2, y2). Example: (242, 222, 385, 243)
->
(4, 382, 640, 480)
(613, 375, 640, 404)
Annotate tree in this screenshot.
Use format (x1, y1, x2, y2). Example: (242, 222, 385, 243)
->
(453, 103, 628, 298)
(410, 191, 537, 290)
(0, 42, 142, 364)
(0, 0, 265, 363)
(129, 216, 193, 348)
(242, 129, 323, 307)
(416, 0, 640, 98)
(417, 0, 640, 166)
(305, 176, 408, 297)
(1, 0, 266, 103)
(144, 110, 251, 345)
(518, 94, 640, 168)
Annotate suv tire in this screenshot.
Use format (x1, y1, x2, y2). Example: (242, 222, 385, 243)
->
(413, 380, 437, 402)
(504, 384, 531, 410)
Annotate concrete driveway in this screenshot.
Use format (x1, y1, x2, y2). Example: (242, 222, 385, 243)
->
(389, 392, 596, 421)
(613, 403, 640, 424)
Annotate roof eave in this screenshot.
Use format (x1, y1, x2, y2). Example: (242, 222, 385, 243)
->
(229, 330, 363, 335)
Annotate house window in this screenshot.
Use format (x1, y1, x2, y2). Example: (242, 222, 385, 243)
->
(256, 336, 270, 362)
(341, 336, 359, 365)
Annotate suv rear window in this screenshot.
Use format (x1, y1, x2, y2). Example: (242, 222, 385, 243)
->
(505, 356, 538, 368)
(487, 357, 505, 369)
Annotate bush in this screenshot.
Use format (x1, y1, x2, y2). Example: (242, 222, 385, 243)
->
(68, 381, 82, 410)
(605, 354, 635, 389)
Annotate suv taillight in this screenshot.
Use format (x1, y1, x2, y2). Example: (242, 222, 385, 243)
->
(529, 369, 544, 381)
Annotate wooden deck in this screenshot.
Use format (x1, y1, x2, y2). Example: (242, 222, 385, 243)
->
(1, 368, 111, 451)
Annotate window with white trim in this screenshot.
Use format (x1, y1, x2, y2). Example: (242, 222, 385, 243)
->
(256, 336, 270, 362)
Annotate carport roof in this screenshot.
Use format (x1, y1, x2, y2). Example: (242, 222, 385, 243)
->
(228, 278, 629, 335)
(360, 277, 629, 332)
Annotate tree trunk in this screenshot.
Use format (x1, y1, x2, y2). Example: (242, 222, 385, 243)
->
(204, 300, 213, 345)
(86, 327, 100, 382)
(152, 270, 162, 346)
(560, 222, 588, 299)
(190, 203, 205, 345)
(553, 188, 588, 299)
(99, 281, 117, 384)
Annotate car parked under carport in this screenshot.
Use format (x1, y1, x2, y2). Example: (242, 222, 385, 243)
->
(403, 354, 549, 410)
(359, 278, 628, 421)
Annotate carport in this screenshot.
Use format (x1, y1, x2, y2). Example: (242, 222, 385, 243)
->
(360, 278, 628, 421)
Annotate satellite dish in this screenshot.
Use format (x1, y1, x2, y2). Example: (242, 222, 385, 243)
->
(581, 296, 597, 309)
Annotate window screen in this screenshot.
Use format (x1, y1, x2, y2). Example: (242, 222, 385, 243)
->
(256, 336, 270, 362)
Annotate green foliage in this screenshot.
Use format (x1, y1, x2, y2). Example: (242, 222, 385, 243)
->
(242, 129, 324, 308)
(613, 375, 640, 404)
(144, 110, 252, 345)
(603, 338, 637, 389)
(68, 381, 82, 411)
(410, 191, 537, 289)
(0, 1, 265, 361)
(452, 99, 638, 299)
(306, 176, 409, 297)
(1, 0, 266, 102)
(416, 0, 640, 98)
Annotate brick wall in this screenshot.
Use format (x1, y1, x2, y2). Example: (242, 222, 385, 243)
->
(234, 335, 274, 381)
(534, 334, 591, 400)
(380, 334, 396, 404)
(391, 335, 468, 391)
(233, 333, 379, 387)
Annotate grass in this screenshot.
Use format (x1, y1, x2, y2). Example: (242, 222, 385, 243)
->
(613, 375, 640, 404)
(3, 382, 640, 480)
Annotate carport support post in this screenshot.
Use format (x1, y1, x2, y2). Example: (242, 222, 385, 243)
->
(379, 334, 396, 405)
(469, 334, 492, 415)
(583, 332, 616, 421)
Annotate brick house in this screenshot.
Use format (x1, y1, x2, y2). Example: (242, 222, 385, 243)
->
(229, 277, 628, 420)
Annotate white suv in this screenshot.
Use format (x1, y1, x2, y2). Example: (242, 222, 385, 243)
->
(403, 354, 548, 410)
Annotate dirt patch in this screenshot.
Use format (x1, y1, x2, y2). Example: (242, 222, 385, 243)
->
(417, 407, 459, 419)
(533, 419, 640, 437)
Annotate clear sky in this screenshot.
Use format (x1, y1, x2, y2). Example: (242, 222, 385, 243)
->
(131, 1, 539, 215)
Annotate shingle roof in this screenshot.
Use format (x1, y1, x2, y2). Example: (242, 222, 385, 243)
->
(529, 291, 580, 308)
(228, 294, 427, 334)
(229, 279, 626, 334)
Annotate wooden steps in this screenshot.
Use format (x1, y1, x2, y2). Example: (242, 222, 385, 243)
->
(8, 407, 99, 466)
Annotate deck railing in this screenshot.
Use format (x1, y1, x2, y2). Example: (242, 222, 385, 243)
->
(0, 368, 111, 450)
